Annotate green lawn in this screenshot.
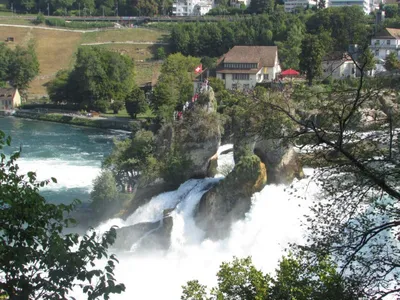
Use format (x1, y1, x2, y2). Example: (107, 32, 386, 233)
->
(0, 17, 35, 25)
(81, 28, 168, 44)
(101, 107, 155, 119)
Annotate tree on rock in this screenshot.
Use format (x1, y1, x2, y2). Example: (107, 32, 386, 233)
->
(151, 53, 200, 120)
(0, 130, 125, 299)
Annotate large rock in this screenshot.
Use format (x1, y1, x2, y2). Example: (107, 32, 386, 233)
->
(122, 179, 177, 218)
(254, 138, 303, 184)
(195, 155, 267, 239)
(114, 221, 160, 250)
(114, 210, 174, 251)
(233, 135, 303, 184)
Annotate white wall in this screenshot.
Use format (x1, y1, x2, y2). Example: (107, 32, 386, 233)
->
(370, 38, 400, 60)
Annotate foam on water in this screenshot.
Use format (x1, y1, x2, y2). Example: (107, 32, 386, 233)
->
(17, 158, 101, 191)
(73, 144, 318, 300)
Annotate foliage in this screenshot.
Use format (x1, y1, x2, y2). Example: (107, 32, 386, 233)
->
(46, 69, 71, 103)
(0, 130, 125, 299)
(35, 12, 45, 24)
(249, 0, 275, 14)
(159, 146, 192, 186)
(0, 41, 40, 97)
(275, 24, 305, 70)
(52, 47, 135, 112)
(45, 18, 111, 28)
(110, 100, 124, 114)
(90, 170, 119, 219)
(125, 86, 148, 119)
(384, 51, 400, 71)
(299, 34, 327, 85)
(10, 0, 173, 16)
(268, 74, 400, 298)
(169, 8, 368, 63)
(156, 47, 166, 60)
(104, 129, 155, 190)
(181, 255, 359, 300)
(151, 53, 200, 120)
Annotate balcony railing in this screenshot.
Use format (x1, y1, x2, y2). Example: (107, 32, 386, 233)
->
(370, 44, 399, 49)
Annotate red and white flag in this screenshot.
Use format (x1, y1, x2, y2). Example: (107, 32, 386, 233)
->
(194, 64, 202, 74)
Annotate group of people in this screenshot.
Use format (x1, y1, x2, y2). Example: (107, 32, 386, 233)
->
(173, 93, 200, 121)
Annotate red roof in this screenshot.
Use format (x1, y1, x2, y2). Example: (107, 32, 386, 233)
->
(281, 69, 299, 76)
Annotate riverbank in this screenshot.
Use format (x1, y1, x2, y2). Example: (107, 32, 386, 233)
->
(13, 110, 138, 131)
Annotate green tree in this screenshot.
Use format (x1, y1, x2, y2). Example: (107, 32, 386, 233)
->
(125, 86, 148, 119)
(156, 47, 167, 60)
(275, 24, 305, 70)
(385, 52, 400, 71)
(90, 170, 119, 219)
(0, 130, 125, 299)
(46, 69, 71, 103)
(8, 42, 40, 98)
(104, 129, 155, 190)
(182, 255, 359, 300)
(260, 73, 400, 298)
(136, 0, 158, 15)
(152, 53, 200, 120)
(249, 0, 275, 13)
(0, 43, 12, 84)
(299, 34, 326, 85)
(68, 47, 134, 112)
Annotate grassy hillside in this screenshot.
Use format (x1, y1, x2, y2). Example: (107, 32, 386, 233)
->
(0, 26, 168, 99)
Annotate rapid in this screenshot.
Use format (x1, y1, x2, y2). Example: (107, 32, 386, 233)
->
(0, 116, 319, 299)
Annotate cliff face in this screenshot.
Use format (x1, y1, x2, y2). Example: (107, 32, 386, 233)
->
(195, 155, 267, 240)
(253, 138, 304, 184)
(235, 136, 303, 184)
(122, 88, 221, 218)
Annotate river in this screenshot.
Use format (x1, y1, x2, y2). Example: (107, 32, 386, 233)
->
(0, 116, 128, 204)
(0, 116, 318, 299)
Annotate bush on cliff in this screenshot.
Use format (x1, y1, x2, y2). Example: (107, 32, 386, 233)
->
(90, 170, 120, 220)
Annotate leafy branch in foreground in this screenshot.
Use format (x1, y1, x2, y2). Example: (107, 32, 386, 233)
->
(252, 72, 400, 297)
(182, 255, 361, 300)
(0, 130, 125, 299)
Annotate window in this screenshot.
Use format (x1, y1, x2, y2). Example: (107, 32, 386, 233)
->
(387, 40, 391, 45)
(265, 74, 269, 80)
(232, 73, 249, 80)
(375, 49, 379, 56)
(231, 83, 238, 90)
(375, 39, 380, 45)
(243, 84, 250, 90)
(222, 73, 225, 80)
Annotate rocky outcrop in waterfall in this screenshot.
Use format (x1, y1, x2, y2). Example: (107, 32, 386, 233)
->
(253, 138, 303, 184)
(195, 154, 267, 239)
(114, 210, 174, 251)
(122, 89, 221, 218)
(235, 136, 303, 184)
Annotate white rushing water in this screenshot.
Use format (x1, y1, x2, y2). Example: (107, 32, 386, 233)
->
(17, 158, 101, 191)
(74, 145, 318, 300)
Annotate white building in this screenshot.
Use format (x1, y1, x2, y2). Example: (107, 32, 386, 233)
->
(370, 28, 400, 61)
(216, 46, 281, 90)
(172, 0, 213, 16)
(284, 0, 316, 12)
(322, 53, 357, 80)
(230, 0, 251, 8)
(328, 0, 373, 14)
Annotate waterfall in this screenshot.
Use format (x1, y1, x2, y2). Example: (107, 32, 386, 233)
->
(71, 145, 318, 300)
